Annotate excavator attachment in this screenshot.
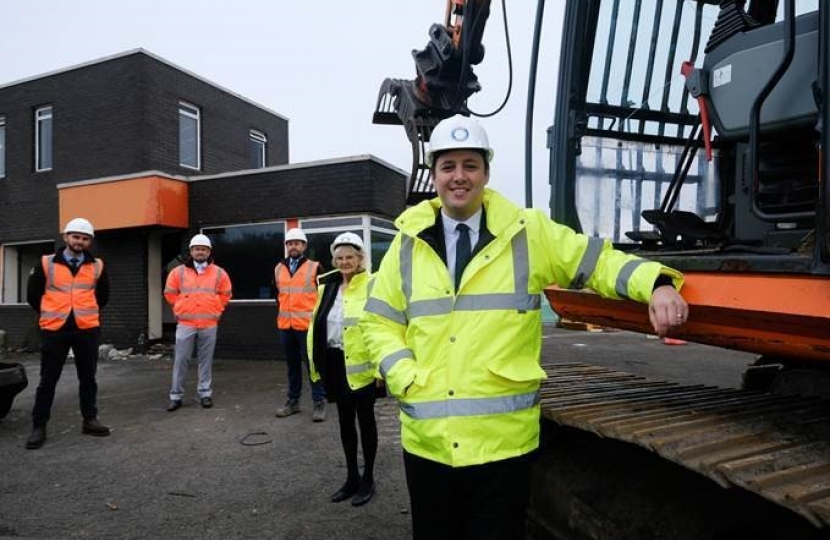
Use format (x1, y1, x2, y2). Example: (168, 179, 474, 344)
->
(372, 0, 491, 205)
(373, 78, 448, 205)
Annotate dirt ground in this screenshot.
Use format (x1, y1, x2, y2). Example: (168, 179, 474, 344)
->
(0, 327, 756, 540)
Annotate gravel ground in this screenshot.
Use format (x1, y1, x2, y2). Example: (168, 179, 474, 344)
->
(0, 326, 757, 539)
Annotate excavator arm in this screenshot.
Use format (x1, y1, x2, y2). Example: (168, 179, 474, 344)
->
(373, 0, 491, 204)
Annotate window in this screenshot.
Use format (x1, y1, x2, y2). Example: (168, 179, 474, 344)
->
(179, 102, 201, 170)
(2, 241, 54, 303)
(201, 215, 398, 300)
(300, 215, 397, 272)
(202, 222, 285, 300)
(35, 106, 53, 172)
(249, 130, 267, 169)
(0, 116, 5, 178)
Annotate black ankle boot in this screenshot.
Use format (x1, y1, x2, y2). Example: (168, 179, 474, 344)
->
(25, 425, 47, 449)
(330, 478, 360, 503)
(351, 478, 375, 506)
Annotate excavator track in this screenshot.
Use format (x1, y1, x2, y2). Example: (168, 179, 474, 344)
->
(539, 362, 830, 529)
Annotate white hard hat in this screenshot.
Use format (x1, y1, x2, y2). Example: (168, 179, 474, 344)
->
(426, 114, 494, 167)
(63, 217, 95, 237)
(189, 233, 212, 249)
(330, 232, 364, 255)
(285, 228, 308, 243)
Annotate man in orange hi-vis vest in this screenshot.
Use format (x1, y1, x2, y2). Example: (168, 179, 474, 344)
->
(25, 217, 111, 450)
(164, 234, 232, 412)
(274, 228, 326, 421)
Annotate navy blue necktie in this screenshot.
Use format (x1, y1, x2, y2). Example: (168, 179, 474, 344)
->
(455, 224, 471, 290)
(69, 258, 79, 271)
(289, 259, 298, 274)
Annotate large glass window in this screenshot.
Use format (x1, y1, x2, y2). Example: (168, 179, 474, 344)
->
(300, 216, 397, 272)
(35, 106, 52, 172)
(202, 222, 285, 300)
(179, 102, 201, 170)
(249, 130, 267, 169)
(299, 217, 364, 270)
(0, 116, 5, 178)
(2, 241, 54, 303)
(200, 215, 398, 300)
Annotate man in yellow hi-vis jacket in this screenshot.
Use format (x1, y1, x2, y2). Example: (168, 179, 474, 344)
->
(360, 114, 688, 540)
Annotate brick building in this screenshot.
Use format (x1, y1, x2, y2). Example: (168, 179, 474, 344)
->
(0, 49, 406, 359)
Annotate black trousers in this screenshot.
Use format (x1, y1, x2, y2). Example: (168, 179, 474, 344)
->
(403, 450, 534, 540)
(31, 327, 100, 426)
(327, 348, 378, 482)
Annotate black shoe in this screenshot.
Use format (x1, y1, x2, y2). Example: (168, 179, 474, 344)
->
(351, 480, 375, 507)
(25, 426, 47, 450)
(167, 400, 182, 412)
(330, 479, 360, 503)
(200, 397, 213, 409)
(82, 418, 111, 437)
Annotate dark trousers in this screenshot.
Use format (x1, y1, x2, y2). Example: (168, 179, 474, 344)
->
(32, 327, 101, 426)
(403, 450, 534, 540)
(331, 348, 378, 483)
(280, 329, 324, 402)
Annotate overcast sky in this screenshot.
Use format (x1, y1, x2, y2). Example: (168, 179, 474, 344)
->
(0, 1, 565, 211)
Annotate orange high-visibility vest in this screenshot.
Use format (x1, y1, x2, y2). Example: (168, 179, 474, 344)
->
(164, 264, 232, 329)
(275, 260, 319, 331)
(39, 255, 103, 331)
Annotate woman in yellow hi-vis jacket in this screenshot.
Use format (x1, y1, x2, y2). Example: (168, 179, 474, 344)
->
(360, 115, 689, 540)
(309, 232, 378, 507)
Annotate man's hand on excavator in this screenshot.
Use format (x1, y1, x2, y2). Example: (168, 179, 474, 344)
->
(649, 285, 688, 338)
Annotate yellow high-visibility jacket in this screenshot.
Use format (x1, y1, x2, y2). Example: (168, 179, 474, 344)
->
(360, 188, 683, 467)
(309, 270, 375, 391)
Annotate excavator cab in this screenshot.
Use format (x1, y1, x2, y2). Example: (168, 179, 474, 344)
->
(546, 0, 830, 366)
(549, 0, 826, 262)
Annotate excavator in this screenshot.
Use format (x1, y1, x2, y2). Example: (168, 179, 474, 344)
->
(374, 1, 830, 538)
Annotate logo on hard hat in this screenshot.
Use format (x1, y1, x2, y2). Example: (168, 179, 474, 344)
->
(450, 128, 470, 142)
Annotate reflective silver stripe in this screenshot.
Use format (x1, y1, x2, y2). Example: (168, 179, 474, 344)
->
(215, 268, 224, 289)
(343, 317, 359, 327)
(304, 262, 316, 289)
(73, 308, 99, 316)
(178, 313, 221, 320)
(399, 229, 534, 317)
(71, 283, 95, 290)
(379, 348, 413, 378)
(569, 236, 604, 290)
(164, 287, 179, 294)
(40, 311, 68, 320)
(409, 297, 452, 318)
(364, 297, 407, 325)
(48, 284, 71, 292)
(279, 311, 313, 318)
(45, 255, 100, 291)
(454, 293, 540, 312)
(281, 286, 317, 293)
(400, 236, 414, 308)
(180, 287, 221, 293)
(346, 362, 373, 375)
(615, 259, 645, 299)
(46, 255, 59, 291)
(400, 390, 540, 419)
(511, 229, 530, 293)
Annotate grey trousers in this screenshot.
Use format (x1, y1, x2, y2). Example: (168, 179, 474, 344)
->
(169, 324, 217, 400)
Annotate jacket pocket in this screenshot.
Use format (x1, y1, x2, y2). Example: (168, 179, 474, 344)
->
(486, 356, 547, 384)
